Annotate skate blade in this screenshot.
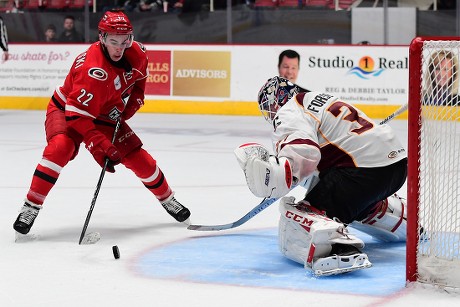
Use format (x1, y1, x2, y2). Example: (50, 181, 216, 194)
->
(80, 232, 101, 245)
(15, 232, 39, 243)
(312, 253, 372, 276)
(181, 218, 191, 226)
(314, 262, 372, 276)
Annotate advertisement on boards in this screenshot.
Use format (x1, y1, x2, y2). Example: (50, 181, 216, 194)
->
(0, 44, 409, 115)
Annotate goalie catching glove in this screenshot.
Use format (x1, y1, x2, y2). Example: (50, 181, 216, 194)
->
(234, 143, 293, 198)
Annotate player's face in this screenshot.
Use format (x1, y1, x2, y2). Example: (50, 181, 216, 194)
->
(278, 56, 299, 84)
(104, 34, 131, 62)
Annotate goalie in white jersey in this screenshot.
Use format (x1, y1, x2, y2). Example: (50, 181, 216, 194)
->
(235, 76, 407, 276)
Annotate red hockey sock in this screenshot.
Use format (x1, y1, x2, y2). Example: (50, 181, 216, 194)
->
(27, 134, 77, 205)
(122, 148, 172, 201)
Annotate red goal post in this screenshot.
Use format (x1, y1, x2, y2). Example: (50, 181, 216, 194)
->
(407, 37, 460, 289)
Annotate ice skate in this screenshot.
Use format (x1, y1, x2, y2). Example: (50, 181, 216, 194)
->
(161, 195, 191, 223)
(311, 244, 372, 276)
(13, 201, 41, 235)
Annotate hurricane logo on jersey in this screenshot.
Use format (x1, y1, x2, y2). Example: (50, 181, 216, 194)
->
(88, 68, 108, 81)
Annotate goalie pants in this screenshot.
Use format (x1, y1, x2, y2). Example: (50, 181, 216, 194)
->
(303, 158, 407, 224)
(26, 105, 172, 206)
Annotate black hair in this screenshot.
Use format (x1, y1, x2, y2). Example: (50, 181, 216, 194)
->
(278, 49, 300, 68)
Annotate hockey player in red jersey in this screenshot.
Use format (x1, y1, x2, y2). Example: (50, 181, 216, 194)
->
(235, 76, 407, 275)
(13, 10, 190, 236)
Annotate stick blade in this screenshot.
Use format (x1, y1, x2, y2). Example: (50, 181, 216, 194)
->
(15, 232, 39, 243)
(80, 231, 101, 245)
(187, 225, 230, 231)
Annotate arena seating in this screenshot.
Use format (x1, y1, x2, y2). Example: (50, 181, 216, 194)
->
(45, 0, 70, 9)
(279, 0, 302, 8)
(254, 0, 278, 8)
(327, 0, 357, 10)
(22, 0, 46, 10)
(304, 0, 328, 8)
(68, 0, 93, 9)
(0, 0, 16, 11)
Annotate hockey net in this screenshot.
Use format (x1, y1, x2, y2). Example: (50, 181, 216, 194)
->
(407, 37, 460, 290)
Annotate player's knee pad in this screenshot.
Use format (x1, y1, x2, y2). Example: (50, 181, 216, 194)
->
(351, 194, 407, 242)
(278, 196, 365, 268)
(43, 134, 78, 165)
(122, 148, 158, 178)
(45, 107, 66, 142)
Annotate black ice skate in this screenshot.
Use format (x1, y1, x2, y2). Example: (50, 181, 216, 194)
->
(161, 196, 191, 223)
(13, 202, 41, 235)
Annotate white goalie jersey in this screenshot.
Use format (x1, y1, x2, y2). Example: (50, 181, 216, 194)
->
(272, 91, 407, 181)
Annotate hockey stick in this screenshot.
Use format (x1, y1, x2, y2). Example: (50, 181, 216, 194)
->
(379, 103, 408, 125)
(187, 197, 278, 231)
(78, 118, 121, 245)
(187, 173, 320, 231)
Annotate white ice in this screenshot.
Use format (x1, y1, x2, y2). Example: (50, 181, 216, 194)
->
(1, 110, 459, 307)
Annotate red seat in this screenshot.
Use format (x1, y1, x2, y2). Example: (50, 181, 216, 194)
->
(68, 0, 92, 9)
(0, 0, 16, 12)
(279, 0, 301, 8)
(304, 0, 328, 8)
(45, 0, 69, 9)
(254, 0, 278, 8)
(327, 0, 356, 10)
(23, 0, 45, 9)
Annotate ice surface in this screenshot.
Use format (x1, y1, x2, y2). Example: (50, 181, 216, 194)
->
(1, 110, 459, 307)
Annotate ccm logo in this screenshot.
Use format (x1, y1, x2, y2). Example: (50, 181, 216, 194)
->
(285, 210, 314, 232)
(264, 168, 270, 186)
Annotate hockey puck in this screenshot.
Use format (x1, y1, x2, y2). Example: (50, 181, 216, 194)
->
(112, 245, 120, 259)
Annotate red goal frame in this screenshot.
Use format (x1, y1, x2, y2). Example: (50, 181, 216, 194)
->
(406, 36, 460, 284)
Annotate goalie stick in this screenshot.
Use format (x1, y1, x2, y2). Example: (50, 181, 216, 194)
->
(188, 174, 320, 231)
(187, 197, 278, 231)
(379, 103, 408, 125)
(78, 118, 121, 245)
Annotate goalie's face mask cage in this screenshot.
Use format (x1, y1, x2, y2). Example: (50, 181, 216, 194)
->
(98, 11, 134, 49)
(257, 76, 299, 124)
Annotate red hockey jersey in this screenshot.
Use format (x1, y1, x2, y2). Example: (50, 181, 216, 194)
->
(52, 41, 148, 129)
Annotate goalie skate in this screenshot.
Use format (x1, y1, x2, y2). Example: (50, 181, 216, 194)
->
(312, 250, 372, 276)
(279, 197, 372, 276)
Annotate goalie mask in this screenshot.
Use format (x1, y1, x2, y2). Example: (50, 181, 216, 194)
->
(257, 76, 300, 124)
(98, 11, 134, 48)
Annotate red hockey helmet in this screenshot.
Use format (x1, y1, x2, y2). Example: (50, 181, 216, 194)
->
(98, 11, 133, 47)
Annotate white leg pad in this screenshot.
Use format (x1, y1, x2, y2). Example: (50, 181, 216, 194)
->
(278, 196, 371, 276)
(351, 194, 407, 242)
